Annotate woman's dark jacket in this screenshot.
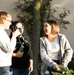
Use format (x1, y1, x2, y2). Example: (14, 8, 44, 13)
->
(11, 36, 33, 69)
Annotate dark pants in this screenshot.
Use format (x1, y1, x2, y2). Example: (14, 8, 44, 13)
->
(0, 66, 11, 75)
(10, 68, 29, 75)
(47, 60, 60, 75)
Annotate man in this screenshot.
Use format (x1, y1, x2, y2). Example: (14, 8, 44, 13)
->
(0, 11, 21, 75)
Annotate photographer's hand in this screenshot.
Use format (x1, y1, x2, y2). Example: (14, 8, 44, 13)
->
(12, 29, 21, 37)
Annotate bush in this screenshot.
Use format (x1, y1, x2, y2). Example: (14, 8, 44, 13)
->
(68, 59, 74, 70)
(52, 65, 74, 75)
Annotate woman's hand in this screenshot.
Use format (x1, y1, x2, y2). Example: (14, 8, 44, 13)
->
(53, 64, 61, 71)
(14, 50, 24, 57)
(62, 61, 67, 67)
(12, 29, 21, 37)
(12, 51, 24, 58)
(29, 64, 33, 72)
(29, 59, 33, 72)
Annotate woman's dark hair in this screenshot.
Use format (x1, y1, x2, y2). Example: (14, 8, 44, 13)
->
(10, 21, 21, 31)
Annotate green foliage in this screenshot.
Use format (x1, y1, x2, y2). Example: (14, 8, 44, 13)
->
(40, 1, 70, 32)
(52, 65, 74, 75)
(15, 0, 34, 35)
(56, 7, 70, 29)
(40, 0, 70, 36)
(15, 0, 71, 37)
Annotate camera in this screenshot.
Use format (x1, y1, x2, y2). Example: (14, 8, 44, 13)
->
(10, 21, 22, 32)
(10, 25, 17, 31)
(10, 25, 21, 32)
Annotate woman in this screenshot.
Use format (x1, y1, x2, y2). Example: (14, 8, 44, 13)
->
(40, 20, 73, 75)
(10, 21, 33, 75)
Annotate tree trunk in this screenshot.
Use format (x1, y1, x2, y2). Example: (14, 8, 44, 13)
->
(31, 0, 41, 75)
